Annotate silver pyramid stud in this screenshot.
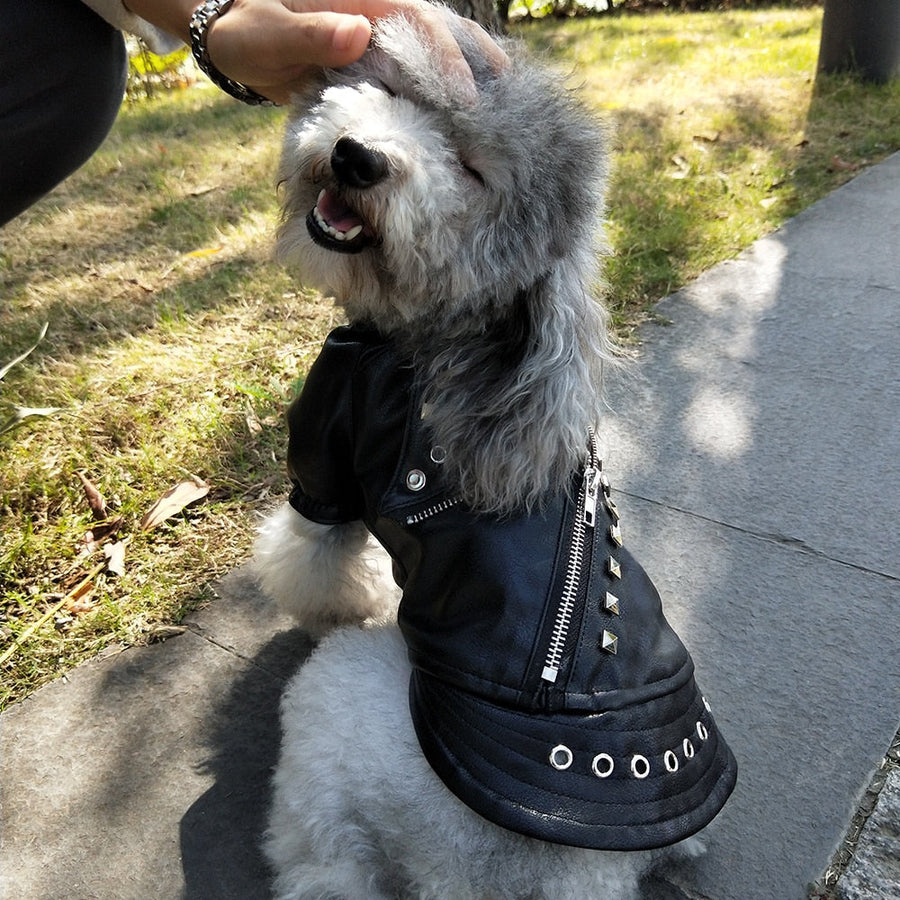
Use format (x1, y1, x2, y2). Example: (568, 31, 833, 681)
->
(600, 630, 618, 654)
(604, 496, 619, 522)
(603, 591, 620, 615)
(600, 472, 611, 495)
(607, 556, 621, 579)
(609, 523, 623, 547)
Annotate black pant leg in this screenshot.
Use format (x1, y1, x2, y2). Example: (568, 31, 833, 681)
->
(0, 0, 127, 226)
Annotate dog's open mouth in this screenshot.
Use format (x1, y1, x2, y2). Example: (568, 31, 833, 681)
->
(306, 189, 374, 254)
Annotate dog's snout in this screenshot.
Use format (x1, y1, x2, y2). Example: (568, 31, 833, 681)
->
(331, 137, 389, 189)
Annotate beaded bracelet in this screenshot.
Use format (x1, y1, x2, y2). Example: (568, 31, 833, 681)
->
(189, 0, 275, 106)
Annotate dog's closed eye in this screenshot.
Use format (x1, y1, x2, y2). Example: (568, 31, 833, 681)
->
(459, 159, 486, 187)
(376, 79, 398, 98)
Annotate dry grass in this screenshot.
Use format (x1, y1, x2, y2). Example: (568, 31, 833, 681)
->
(2, 7, 898, 707)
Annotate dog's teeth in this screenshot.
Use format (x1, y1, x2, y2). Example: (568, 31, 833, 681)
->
(311, 190, 364, 243)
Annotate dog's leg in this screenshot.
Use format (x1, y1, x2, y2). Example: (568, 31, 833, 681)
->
(254, 502, 398, 637)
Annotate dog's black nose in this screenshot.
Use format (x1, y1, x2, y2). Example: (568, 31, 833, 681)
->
(331, 137, 389, 189)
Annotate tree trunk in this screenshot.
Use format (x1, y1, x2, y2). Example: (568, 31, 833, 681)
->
(444, 0, 502, 33)
(818, 0, 900, 83)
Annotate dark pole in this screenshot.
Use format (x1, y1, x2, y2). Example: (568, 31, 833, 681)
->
(818, 0, 900, 83)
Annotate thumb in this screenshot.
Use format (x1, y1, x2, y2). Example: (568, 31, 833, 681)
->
(270, 12, 372, 70)
(206, 9, 372, 99)
(325, 14, 373, 63)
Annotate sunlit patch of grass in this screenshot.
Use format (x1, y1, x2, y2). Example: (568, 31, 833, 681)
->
(515, 8, 900, 324)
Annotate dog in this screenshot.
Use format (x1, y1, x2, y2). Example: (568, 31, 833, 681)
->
(255, 9, 736, 899)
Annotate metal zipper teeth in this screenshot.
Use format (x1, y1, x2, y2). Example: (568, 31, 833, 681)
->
(541, 436, 601, 685)
(405, 496, 462, 525)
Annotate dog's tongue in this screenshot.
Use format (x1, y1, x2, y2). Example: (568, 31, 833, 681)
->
(317, 189, 364, 233)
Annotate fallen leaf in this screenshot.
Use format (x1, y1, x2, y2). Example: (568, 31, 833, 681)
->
(141, 477, 210, 530)
(104, 540, 127, 577)
(77, 472, 107, 521)
(185, 246, 224, 259)
(82, 516, 124, 552)
(65, 578, 97, 615)
(830, 156, 859, 172)
(693, 131, 720, 144)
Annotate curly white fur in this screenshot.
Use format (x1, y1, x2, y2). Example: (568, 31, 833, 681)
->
(254, 503, 398, 637)
(266, 626, 700, 900)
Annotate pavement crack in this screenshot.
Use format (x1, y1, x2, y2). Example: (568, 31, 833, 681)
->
(616, 489, 899, 583)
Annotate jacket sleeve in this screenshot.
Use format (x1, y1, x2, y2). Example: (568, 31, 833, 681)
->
(81, 1, 182, 55)
(285, 334, 367, 525)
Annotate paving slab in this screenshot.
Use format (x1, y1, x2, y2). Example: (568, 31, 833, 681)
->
(0, 570, 309, 900)
(598, 151, 900, 898)
(2, 153, 899, 900)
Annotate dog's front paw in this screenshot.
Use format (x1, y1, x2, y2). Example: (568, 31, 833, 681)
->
(253, 502, 398, 636)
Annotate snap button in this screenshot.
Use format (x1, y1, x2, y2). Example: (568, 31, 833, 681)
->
(406, 469, 427, 491)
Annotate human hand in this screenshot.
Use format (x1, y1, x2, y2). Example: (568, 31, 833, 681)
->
(205, 0, 505, 106)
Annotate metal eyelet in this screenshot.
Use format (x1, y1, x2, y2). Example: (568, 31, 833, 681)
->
(429, 445, 447, 464)
(592, 753, 615, 778)
(683, 738, 695, 759)
(549, 744, 573, 770)
(696, 721, 709, 741)
(664, 750, 679, 773)
(631, 754, 650, 779)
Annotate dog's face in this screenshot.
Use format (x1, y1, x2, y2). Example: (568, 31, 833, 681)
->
(277, 12, 607, 334)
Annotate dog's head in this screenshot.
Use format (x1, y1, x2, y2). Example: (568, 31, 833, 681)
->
(277, 9, 609, 337)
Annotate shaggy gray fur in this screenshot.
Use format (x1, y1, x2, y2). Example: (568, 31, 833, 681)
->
(277, 10, 613, 513)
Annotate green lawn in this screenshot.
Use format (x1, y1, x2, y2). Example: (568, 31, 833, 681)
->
(1, 6, 898, 707)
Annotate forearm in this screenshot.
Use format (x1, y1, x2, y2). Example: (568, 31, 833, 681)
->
(121, 0, 196, 43)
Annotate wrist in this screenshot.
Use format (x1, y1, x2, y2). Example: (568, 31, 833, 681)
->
(189, 0, 276, 105)
(123, 0, 197, 44)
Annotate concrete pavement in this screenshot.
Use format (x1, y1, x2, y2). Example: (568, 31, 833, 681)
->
(2, 152, 899, 899)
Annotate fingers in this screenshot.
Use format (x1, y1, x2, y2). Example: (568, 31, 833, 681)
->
(453, 14, 511, 75)
(291, 0, 478, 99)
(357, 0, 476, 91)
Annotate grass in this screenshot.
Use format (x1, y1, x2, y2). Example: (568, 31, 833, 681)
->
(517, 8, 900, 326)
(1, 6, 898, 708)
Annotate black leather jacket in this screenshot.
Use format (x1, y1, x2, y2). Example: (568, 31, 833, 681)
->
(287, 324, 690, 710)
(286, 324, 736, 849)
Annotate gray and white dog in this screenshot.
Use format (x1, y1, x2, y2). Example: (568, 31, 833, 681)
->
(255, 8, 715, 899)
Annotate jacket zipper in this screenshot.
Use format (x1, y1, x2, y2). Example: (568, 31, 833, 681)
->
(405, 496, 462, 525)
(540, 433, 600, 684)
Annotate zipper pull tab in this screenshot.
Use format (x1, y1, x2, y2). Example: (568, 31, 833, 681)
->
(583, 465, 600, 528)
